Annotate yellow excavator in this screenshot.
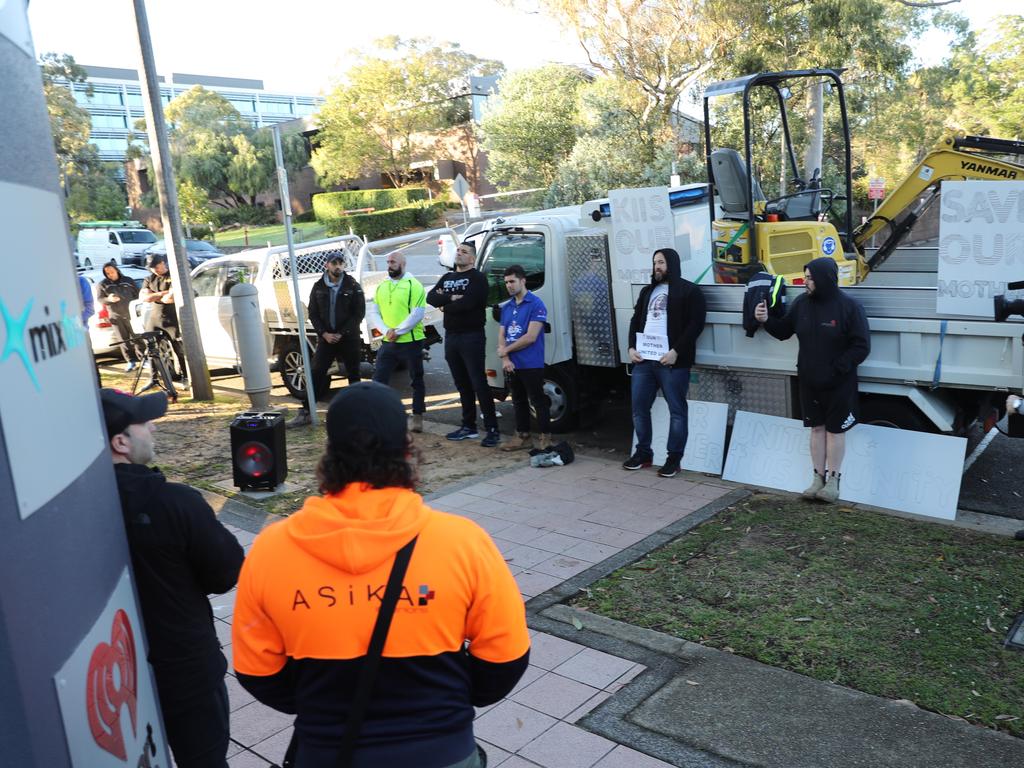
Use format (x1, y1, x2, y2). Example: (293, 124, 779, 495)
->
(704, 69, 1024, 286)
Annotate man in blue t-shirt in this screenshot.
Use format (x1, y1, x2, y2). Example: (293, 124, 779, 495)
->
(498, 264, 549, 452)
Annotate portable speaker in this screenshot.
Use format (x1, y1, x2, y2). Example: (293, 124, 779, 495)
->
(230, 411, 287, 491)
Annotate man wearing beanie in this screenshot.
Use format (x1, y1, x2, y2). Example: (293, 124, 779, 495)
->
(233, 382, 530, 768)
(100, 388, 244, 767)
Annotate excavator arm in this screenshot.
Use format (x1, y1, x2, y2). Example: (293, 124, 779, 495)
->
(854, 133, 1024, 271)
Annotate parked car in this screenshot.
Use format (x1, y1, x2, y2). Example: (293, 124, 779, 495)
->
(143, 239, 224, 269)
(77, 221, 158, 268)
(79, 265, 150, 355)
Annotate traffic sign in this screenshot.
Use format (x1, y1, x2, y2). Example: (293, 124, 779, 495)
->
(452, 173, 470, 200)
(868, 177, 886, 200)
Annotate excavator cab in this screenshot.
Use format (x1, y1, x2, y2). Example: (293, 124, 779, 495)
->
(704, 69, 865, 286)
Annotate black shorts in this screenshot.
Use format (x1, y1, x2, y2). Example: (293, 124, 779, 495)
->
(799, 377, 858, 433)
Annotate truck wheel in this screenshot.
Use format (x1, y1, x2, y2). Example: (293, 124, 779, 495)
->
(535, 364, 578, 433)
(277, 341, 307, 399)
(858, 396, 935, 432)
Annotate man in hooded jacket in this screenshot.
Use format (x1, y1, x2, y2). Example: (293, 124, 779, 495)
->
(233, 382, 530, 768)
(624, 248, 707, 478)
(754, 256, 870, 502)
(101, 388, 245, 767)
(98, 261, 141, 370)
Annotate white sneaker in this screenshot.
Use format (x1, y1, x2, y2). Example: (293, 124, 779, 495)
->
(124, 362, 138, 372)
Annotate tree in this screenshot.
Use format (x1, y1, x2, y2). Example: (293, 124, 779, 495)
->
(137, 85, 308, 210)
(480, 64, 590, 190)
(65, 166, 128, 222)
(176, 180, 213, 228)
(311, 37, 503, 188)
(39, 52, 95, 181)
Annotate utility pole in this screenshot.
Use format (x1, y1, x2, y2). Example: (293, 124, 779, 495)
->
(130, 0, 213, 400)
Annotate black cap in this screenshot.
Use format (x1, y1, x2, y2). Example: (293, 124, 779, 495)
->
(100, 388, 168, 438)
(326, 382, 407, 452)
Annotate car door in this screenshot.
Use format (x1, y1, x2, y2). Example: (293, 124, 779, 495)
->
(188, 263, 231, 364)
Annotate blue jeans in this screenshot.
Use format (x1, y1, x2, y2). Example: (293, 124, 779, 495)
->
(373, 339, 425, 414)
(631, 362, 691, 458)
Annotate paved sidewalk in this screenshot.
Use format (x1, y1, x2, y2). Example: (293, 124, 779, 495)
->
(207, 453, 1024, 768)
(211, 454, 733, 767)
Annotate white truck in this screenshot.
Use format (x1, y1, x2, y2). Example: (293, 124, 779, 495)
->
(458, 185, 1021, 434)
(130, 232, 452, 396)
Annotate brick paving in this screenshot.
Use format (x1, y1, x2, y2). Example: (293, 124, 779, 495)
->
(214, 455, 731, 767)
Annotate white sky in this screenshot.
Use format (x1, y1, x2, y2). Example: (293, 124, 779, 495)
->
(25, 0, 1022, 97)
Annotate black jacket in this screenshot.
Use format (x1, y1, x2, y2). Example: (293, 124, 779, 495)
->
(114, 463, 244, 704)
(307, 272, 365, 338)
(628, 248, 707, 368)
(764, 257, 870, 389)
(142, 272, 177, 330)
(742, 271, 786, 338)
(426, 268, 489, 332)
(97, 265, 140, 320)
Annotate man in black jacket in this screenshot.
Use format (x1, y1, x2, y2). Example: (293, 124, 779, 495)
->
(98, 261, 141, 371)
(624, 248, 707, 478)
(427, 241, 500, 447)
(141, 252, 189, 384)
(289, 254, 365, 427)
(754, 257, 870, 502)
(100, 388, 244, 767)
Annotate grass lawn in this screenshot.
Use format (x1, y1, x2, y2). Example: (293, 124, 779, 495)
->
(573, 494, 1024, 737)
(213, 222, 327, 249)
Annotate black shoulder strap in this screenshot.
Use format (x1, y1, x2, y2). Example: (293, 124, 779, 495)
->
(336, 535, 418, 767)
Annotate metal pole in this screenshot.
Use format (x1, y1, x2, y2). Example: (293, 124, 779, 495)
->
(272, 125, 317, 423)
(130, 0, 213, 400)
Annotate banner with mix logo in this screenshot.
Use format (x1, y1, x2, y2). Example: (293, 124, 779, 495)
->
(54, 568, 170, 767)
(0, 181, 105, 518)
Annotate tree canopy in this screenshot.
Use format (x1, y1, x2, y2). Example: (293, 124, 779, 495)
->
(311, 37, 503, 188)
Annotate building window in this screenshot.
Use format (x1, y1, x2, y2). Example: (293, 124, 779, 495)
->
(91, 113, 128, 130)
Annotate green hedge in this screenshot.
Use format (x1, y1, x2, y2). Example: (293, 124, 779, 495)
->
(322, 201, 445, 240)
(312, 188, 429, 222)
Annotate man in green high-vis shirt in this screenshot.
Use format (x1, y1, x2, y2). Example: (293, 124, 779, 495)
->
(369, 251, 428, 432)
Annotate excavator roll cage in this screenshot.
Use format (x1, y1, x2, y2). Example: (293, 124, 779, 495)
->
(702, 68, 856, 262)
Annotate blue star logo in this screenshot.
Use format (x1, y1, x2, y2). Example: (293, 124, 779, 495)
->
(0, 297, 40, 391)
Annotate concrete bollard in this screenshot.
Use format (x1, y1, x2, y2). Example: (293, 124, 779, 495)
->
(230, 283, 272, 409)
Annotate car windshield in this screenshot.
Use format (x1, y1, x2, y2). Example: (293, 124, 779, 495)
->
(187, 240, 218, 252)
(119, 230, 157, 244)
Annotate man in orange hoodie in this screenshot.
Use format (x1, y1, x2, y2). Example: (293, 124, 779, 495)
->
(232, 382, 530, 768)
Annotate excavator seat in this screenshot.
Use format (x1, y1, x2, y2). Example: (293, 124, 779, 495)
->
(710, 148, 765, 219)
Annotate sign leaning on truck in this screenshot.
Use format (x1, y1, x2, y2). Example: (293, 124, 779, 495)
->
(937, 180, 1024, 317)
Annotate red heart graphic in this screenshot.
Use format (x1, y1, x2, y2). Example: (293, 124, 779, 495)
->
(86, 609, 138, 761)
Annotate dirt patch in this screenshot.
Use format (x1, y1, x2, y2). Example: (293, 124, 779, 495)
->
(106, 374, 537, 517)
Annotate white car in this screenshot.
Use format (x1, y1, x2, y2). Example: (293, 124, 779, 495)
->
(79, 266, 150, 355)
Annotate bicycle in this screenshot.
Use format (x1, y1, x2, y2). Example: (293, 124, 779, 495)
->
(115, 329, 179, 403)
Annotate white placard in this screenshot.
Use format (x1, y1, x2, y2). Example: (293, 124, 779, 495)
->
(609, 186, 674, 309)
(635, 333, 668, 361)
(632, 397, 728, 474)
(0, 181, 105, 518)
(54, 569, 170, 767)
(0, 0, 35, 56)
(937, 180, 1024, 317)
(722, 410, 967, 519)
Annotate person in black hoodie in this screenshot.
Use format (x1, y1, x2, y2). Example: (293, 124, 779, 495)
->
(754, 257, 870, 503)
(98, 261, 141, 370)
(624, 248, 707, 478)
(100, 388, 244, 767)
(427, 241, 500, 447)
(288, 254, 365, 427)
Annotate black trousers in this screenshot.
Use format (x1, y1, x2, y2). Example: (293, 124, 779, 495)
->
(508, 367, 549, 434)
(302, 333, 362, 411)
(161, 677, 230, 768)
(445, 330, 497, 430)
(109, 316, 139, 362)
(373, 340, 426, 414)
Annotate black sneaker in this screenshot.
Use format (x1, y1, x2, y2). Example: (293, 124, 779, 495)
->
(657, 455, 681, 478)
(446, 426, 479, 441)
(622, 453, 652, 471)
(480, 428, 501, 448)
